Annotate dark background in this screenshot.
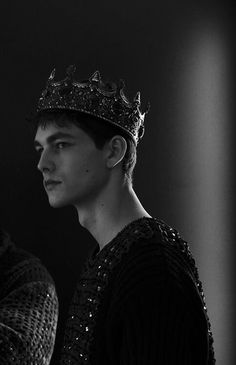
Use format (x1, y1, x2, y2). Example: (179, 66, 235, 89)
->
(1, 1, 234, 363)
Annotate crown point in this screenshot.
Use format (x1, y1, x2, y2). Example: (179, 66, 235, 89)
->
(144, 102, 151, 114)
(90, 71, 101, 82)
(118, 79, 125, 90)
(134, 91, 141, 105)
(46, 68, 56, 87)
(66, 65, 76, 78)
(49, 68, 56, 80)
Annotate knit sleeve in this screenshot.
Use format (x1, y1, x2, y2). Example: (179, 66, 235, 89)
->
(108, 244, 209, 365)
(0, 281, 58, 365)
(0, 234, 58, 365)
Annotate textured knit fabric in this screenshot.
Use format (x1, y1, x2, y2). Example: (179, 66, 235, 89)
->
(60, 217, 215, 365)
(0, 229, 59, 364)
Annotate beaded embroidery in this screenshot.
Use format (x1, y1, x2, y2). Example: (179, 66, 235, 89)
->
(60, 217, 215, 364)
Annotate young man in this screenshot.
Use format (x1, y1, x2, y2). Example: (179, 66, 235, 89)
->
(0, 227, 58, 364)
(33, 65, 215, 364)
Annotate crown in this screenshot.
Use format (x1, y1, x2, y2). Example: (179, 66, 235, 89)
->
(37, 65, 150, 145)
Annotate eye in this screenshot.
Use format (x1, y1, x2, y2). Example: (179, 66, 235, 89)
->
(55, 141, 69, 149)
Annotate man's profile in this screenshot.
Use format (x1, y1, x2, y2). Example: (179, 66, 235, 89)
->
(32, 65, 215, 364)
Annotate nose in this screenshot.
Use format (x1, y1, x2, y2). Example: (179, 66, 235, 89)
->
(37, 149, 55, 173)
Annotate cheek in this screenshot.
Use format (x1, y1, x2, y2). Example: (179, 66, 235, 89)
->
(66, 152, 106, 184)
(84, 156, 108, 187)
(82, 163, 106, 182)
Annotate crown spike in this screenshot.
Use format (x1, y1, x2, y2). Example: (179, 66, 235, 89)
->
(118, 79, 125, 91)
(46, 68, 56, 87)
(49, 68, 56, 80)
(134, 91, 141, 105)
(66, 65, 76, 79)
(90, 71, 101, 82)
(144, 102, 151, 114)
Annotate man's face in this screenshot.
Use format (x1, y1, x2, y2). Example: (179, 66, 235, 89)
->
(34, 121, 109, 208)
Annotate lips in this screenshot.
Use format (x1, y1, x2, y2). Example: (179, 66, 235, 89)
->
(44, 179, 62, 190)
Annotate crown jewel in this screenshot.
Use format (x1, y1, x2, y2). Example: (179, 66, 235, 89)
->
(37, 65, 150, 144)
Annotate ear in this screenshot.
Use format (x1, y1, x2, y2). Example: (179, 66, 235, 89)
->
(105, 135, 127, 169)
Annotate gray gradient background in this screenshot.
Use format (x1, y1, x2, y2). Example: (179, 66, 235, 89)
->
(1, 0, 234, 363)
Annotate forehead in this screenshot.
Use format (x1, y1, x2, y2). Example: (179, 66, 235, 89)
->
(34, 121, 86, 144)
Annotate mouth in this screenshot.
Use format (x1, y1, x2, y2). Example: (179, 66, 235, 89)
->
(44, 180, 62, 191)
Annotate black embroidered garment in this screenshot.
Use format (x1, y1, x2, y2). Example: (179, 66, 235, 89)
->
(60, 217, 215, 365)
(0, 230, 58, 364)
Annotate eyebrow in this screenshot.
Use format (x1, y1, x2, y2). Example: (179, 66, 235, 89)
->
(34, 132, 75, 148)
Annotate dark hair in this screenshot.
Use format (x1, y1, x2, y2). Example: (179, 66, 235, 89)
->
(33, 109, 137, 184)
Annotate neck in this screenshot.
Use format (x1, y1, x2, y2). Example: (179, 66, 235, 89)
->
(75, 181, 151, 251)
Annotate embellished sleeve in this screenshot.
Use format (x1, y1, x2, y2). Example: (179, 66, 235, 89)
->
(0, 233, 59, 365)
(108, 244, 210, 365)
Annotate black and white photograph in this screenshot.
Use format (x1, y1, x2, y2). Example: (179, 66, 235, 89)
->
(1, 1, 234, 364)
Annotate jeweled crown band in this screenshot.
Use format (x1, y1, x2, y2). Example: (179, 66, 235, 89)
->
(36, 65, 150, 145)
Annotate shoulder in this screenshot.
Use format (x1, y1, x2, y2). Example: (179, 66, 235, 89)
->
(0, 229, 55, 299)
(111, 218, 201, 307)
(115, 218, 193, 280)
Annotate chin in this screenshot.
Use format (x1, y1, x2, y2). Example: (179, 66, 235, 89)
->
(48, 196, 70, 208)
(47, 191, 84, 209)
